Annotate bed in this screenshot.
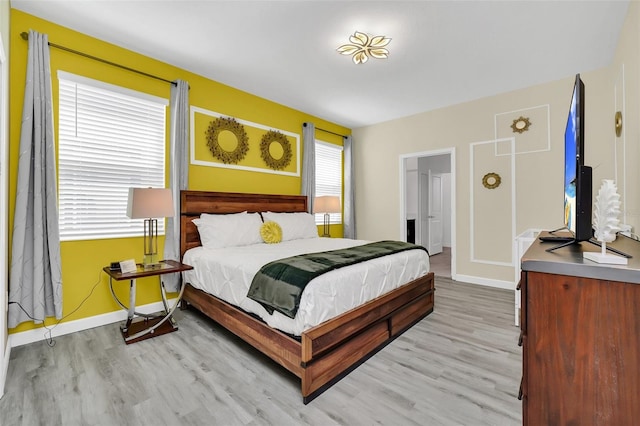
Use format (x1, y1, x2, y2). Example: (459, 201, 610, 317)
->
(179, 190, 435, 403)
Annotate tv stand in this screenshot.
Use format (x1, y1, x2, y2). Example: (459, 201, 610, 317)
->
(544, 238, 577, 253)
(548, 226, 569, 234)
(545, 238, 632, 258)
(588, 238, 632, 258)
(519, 237, 640, 424)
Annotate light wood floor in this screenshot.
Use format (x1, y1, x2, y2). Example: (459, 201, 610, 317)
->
(429, 247, 451, 278)
(0, 278, 522, 425)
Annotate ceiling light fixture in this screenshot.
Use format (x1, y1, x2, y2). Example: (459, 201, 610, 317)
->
(337, 31, 391, 65)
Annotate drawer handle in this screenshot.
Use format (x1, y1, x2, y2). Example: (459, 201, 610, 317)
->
(518, 378, 523, 400)
(518, 331, 524, 347)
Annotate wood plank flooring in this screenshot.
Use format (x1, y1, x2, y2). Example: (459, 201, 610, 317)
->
(429, 247, 451, 278)
(0, 278, 522, 425)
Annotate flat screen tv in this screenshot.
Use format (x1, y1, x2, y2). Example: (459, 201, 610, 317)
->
(563, 73, 592, 242)
(549, 74, 630, 257)
(548, 74, 592, 253)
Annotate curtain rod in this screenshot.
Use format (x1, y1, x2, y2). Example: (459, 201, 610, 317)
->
(20, 31, 176, 86)
(303, 122, 348, 139)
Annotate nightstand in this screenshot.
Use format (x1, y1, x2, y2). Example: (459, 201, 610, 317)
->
(103, 259, 194, 344)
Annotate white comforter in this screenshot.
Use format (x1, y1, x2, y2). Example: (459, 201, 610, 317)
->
(182, 238, 430, 336)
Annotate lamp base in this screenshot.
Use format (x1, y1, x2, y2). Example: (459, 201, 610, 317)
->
(142, 218, 160, 268)
(143, 253, 162, 269)
(322, 213, 331, 238)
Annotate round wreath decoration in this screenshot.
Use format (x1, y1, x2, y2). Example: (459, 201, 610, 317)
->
(260, 130, 292, 170)
(482, 172, 501, 189)
(511, 116, 532, 134)
(205, 116, 249, 164)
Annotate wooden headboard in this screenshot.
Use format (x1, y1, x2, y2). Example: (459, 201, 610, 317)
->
(180, 190, 309, 257)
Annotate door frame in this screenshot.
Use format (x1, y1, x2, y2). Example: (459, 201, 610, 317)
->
(399, 147, 456, 279)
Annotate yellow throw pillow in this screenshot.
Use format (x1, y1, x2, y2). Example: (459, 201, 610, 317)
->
(260, 221, 282, 244)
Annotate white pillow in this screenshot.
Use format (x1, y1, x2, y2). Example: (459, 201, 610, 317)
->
(199, 211, 248, 222)
(261, 211, 319, 241)
(193, 212, 263, 248)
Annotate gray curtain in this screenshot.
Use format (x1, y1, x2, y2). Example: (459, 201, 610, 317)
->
(301, 122, 316, 213)
(343, 135, 356, 239)
(163, 79, 190, 292)
(8, 30, 62, 328)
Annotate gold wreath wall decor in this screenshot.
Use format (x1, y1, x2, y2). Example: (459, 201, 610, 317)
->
(615, 111, 623, 137)
(260, 130, 293, 170)
(205, 117, 249, 164)
(511, 116, 532, 134)
(482, 172, 501, 189)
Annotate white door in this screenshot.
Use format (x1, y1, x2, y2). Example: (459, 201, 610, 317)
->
(428, 171, 444, 255)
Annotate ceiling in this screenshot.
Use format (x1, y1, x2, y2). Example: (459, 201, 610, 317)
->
(11, 0, 630, 129)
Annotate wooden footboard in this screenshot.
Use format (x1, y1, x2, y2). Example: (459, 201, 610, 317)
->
(300, 272, 434, 401)
(183, 272, 435, 403)
(179, 190, 436, 403)
(183, 283, 304, 377)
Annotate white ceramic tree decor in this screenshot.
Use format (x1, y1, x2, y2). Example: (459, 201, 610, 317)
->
(584, 179, 627, 264)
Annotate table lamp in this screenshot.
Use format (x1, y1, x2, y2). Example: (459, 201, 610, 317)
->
(313, 195, 341, 237)
(127, 187, 174, 267)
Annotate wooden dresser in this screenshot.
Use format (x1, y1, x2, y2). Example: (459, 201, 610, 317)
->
(519, 235, 640, 425)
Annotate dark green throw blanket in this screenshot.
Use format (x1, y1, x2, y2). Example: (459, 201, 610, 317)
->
(247, 240, 428, 319)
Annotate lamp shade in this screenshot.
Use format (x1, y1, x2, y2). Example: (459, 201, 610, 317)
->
(313, 195, 341, 214)
(127, 188, 174, 219)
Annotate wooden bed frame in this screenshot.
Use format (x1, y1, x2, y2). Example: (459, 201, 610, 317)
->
(180, 190, 435, 403)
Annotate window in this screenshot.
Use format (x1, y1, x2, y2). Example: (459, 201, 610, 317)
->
(57, 72, 168, 241)
(314, 141, 343, 224)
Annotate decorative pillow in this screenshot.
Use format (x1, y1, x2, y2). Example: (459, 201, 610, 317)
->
(261, 211, 318, 241)
(193, 212, 262, 248)
(260, 221, 282, 244)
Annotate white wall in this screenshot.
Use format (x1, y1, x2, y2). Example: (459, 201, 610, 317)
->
(610, 2, 640, 234)
(419, 154, 451, 174)
(354, 65, 621, 285)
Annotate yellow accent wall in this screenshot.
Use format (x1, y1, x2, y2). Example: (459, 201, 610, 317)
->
(8, 10, 349, 333)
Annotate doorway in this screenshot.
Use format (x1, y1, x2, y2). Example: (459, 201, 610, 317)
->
(400, 149, 455, 279)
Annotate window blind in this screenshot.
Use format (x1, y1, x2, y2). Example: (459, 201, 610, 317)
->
(315, 141, 343, 225)
(58, 73, 168, 241)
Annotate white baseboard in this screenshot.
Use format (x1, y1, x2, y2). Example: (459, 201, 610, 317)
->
(0, 341, 10, 399)
(454, 274, 515, 290)
(8, 299, 176, 348)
